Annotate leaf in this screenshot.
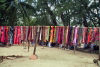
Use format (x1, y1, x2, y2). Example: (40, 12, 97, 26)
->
(0, 0, 6, 3)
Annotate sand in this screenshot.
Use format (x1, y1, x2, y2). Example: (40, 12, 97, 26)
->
(0, 46, 98, 67)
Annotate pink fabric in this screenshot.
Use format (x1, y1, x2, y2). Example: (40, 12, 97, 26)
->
(99, 28, 100, 41)
(82, 27, 88, 44)
(92, 28, 99, 42)
(73, 27, 79, 44)
(66, 26, 69, 44)
(17, 26, 21, 44)
(0, 26, 2, 42)
(1, 26, 6, 43)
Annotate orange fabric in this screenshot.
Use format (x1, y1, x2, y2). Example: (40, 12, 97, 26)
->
(50, 26, 55, 42)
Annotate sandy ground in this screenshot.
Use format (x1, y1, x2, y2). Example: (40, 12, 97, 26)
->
(0, 46, 98, 67)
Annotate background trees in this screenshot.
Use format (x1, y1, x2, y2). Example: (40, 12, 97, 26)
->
(0, 0, 100, 27)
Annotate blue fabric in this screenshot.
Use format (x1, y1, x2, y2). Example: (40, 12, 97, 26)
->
(9, 26, 14, 44)
(48, 42, 51, 47)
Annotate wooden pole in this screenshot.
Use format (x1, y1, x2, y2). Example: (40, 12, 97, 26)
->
(33, 26, 40, 55)
(99, 27, 100, 61)
(28, 41, 30, 52)
(29, 26, 40, 60)
(74, 45, 76, 54)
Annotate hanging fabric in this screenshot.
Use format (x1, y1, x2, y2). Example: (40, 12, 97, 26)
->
(21, 26, 23, 42)
(0, 26, 2, 42)
(57, 26, 61, 44)
(9, 26, 14, 45)
(53, 26, 57, 43)
(22, 26, 26, 42)
(1, 26, 6, 44)
(77, 27, 83, 46)
(66, 26, 72, 45)
(62, 26, 65, 45)
(25, 26, 29, 42)
(49, 26, 55, 43)
(31, 26, 34, 41)
(14, 26, 21, 44)
(5, 26, 9, 44)
(17, 26, 21, 44)
(55, 26, 59, 43)
(94, 27, 99, 41)
(87, 28, 93, 44)
(28, 26, 32, 42)
(63, 26, 67, 46)
(45, 26, 50, 42)
(57, 26, 63, 44)
(33, 26, 37, 43)
(82, 27, 88, 44)
(42, 26, 45, 42)
(14, 26, 17, 44)
(73, 27, 79, 45)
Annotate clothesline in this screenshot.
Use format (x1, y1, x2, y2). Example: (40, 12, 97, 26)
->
(1, 26, 100, 27)
(0, 26, 100, 47)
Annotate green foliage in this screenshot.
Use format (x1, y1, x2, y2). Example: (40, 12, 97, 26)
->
(0, 0, 100, 26)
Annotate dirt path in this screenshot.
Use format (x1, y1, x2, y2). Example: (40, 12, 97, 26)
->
(0, 46, 98, 67)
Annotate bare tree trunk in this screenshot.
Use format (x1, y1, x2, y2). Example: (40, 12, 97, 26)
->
(61, 13, 70, 26)
(45, 2, 57, 26)
(61, 13, 66, 26)
(83, 16, 88, 27)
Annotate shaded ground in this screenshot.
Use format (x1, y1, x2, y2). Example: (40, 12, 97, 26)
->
(0, 46, 98, 67)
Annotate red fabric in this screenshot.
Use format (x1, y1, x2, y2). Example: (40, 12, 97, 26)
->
(0, 26, 9, 44)
(57, 27, 63, 44)
(82, 27, 88, 44)
(92, 28, 99, 42)
(14, 26, 21, 44)
(5, 26, 9, 44)
(23, 26, 26, 41)
(1, 26, 6, 43)
(17, 26, 21, 44)
(28, 26, 32, 41)
(87, 28, 92, 43)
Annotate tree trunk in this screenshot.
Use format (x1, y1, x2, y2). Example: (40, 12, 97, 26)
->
(45, 2, 57, 26)
(61, 13, 66, 26)
(47, 9, 57, 25)
(61, 13, 70, 26)
(83, 16, 88, 27)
